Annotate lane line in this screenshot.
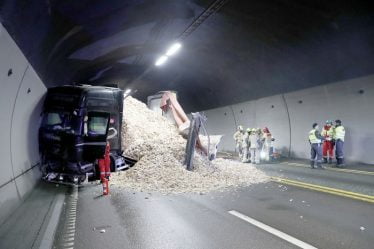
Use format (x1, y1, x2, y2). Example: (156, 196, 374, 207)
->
(228, 210, 318, 249)
(63, 242, 74, 247)
(273, 177, 374, 199)
(271, 177, 374, 203)
(281, 162, 374, 176)
(275, 180, 374, 203)
(54, 186, 78, 249)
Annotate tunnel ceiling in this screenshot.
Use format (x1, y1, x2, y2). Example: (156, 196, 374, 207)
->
(1, 0, 374, 111)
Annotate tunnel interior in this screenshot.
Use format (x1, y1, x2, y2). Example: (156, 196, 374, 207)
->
(1, 0, 374, 111)
(0, 1, 374, 248)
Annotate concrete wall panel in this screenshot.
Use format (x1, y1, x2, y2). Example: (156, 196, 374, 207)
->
(14, 167, 41, 201)
(254, 95, 290, 156)
(0, 182, 19, 226)
(202, 74, 374, 164)
(0, 23, 29, 186)
(204, 95, 291, 156)
(285, 87, 329, 159)
(0, 23, 46, 225)
(231, 101, 256, 128)
(11, 67, 46, 177)
(204, 106, 236, 151)
(285, 75, 374, 163)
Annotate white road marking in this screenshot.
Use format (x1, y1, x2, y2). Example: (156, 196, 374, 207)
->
(228, 210, 318, 249)
(64, 237, 75, 242)
(58, 186, 79, 249)
(63, 242, 74, 247)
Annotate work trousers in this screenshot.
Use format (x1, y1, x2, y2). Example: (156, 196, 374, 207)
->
(250, 148, 260, 164)
(98, 157, 111, 181)
(262, 144, 271, 162)
(335, 139, 344, 166)
(242, 147, 250, 163)
(310, 143, 323, 167)
(323, 141, 334, 159)
(236, 142, 243, 158)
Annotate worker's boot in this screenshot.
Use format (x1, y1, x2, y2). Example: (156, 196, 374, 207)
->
(338, 158, 345, 168)
(328, 158, 333, 164)
(336, 158, 342, 168)
(317, 161, 324, 169)
(310, 160, 315, 169)
(323, 157, 328, 164)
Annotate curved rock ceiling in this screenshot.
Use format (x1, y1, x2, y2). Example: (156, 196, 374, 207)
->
(1, 0, 373, 111)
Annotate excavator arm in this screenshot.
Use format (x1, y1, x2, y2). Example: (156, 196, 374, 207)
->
(160, 91, 209, 169)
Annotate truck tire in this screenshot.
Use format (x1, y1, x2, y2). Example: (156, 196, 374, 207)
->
(110, 156, 115, 172)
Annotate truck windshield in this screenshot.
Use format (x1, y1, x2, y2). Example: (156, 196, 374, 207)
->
(43, 112, 63, 126)
(42, 112, 81, 134)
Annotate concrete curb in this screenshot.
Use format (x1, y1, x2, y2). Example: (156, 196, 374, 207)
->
(37, 191, 65, 249)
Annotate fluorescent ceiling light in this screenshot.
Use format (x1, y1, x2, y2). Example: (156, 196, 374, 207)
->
(124, 89, 131, 95)
(155, 55, 168, 66)
(165, 42, 182, 56)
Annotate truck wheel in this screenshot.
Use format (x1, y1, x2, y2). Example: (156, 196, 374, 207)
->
(110, 156, 115, 172)
(92, 162, 100, 181)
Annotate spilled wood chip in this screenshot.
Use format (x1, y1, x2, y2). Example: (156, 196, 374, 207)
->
(110, 97, 269, 194)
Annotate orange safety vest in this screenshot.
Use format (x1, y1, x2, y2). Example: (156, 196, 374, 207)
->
(322, 126, 334, 141)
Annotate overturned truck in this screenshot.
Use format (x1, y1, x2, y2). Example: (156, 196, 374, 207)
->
(39, 85, 134, 184)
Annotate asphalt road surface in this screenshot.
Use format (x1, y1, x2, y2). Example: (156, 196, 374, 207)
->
(50, 160, 374, 249)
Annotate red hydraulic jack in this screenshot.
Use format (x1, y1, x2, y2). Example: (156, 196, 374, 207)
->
(99, 142, 111, 195)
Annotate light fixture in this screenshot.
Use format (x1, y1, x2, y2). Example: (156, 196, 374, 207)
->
(165, 42, 182, 56)
(124, 89, 131, 95)
(155, 55, 168, 66)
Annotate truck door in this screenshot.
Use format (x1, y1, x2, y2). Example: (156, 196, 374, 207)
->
(83, 111, 110, 161)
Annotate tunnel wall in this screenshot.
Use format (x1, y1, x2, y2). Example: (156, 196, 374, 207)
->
(0, 23, 46, 225)
(203, 74, 374, 164)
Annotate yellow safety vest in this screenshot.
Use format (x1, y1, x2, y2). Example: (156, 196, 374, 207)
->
(334, 126, 345, 141)
(309, 129, 321, 144)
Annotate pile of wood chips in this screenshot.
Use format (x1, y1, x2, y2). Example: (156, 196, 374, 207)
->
(110, 96, 269, 194)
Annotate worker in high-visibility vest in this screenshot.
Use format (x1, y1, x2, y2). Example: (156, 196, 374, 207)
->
(241, 128, 251, 163)
(233, 125, 245, 158)
(333, 119, 346, 167)
(321, 120, 334, 164)
(261, 127, 274, 162)
(249, 128, 262, 164)
(308, 123, 325, 169)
